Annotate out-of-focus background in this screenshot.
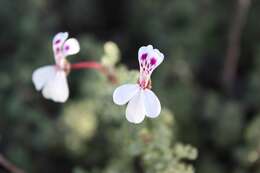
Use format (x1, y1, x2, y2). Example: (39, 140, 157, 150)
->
(1, 0, 260, 173)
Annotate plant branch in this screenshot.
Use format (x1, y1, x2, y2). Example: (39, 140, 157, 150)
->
(222, 0, 251, 91)
(0, 154, 25, 173)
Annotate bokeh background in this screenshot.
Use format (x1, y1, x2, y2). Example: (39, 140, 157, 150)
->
(1, 0, 260, 173)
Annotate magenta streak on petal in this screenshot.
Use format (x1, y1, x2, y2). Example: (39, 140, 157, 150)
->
(150, 58, 157, 65)
(56, 47, 60, 53)
(65, 45, 70, 51)
(141, 53, 148, 60)
(55, 39, 61, 45)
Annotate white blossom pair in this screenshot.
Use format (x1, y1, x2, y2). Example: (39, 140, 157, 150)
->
(32, 32, 80, 102)
(113, 45, 164, 124)
(32, 33, 164, 124)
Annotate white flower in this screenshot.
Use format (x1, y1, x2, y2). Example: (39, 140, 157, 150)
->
(32, 32, 80, 102)
(113, 45, 164, 124)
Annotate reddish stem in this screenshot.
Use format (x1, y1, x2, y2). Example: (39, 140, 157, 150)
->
(222, 0, 251, 91)
(70, 61, 117, 84)
(0, 154, 26, 173)
(70, 61, 103, 70)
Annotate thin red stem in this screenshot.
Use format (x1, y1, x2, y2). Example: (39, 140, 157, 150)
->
(0, 154, 26, 173)
(70, 61, 103, 70)
(70, 61, 117, 84)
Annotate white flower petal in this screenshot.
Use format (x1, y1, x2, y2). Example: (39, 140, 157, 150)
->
(113, 84, 140, 105)
(53, 32, 68, 48)
(149, 48, 164, 69)
(126, 90, 146, 124)
(42, 71, 69, 103)
(143, 89, 161, 118)
(138, 45, 153, 64)
(138, 45, 164, 76)
(32, 65, 56, 91)
(53, 32, 69, 63)
(62, 38, 80, 56)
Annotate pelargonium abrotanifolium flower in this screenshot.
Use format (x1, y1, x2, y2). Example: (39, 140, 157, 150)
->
(32, 32, 80, 102)
(113, 45, 164, 124)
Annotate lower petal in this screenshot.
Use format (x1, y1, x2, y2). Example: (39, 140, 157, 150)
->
(32, 65, 56, 90)
(42, 71, 69, 103)
(143, 89, 161, 118)
(113, 84, 140, 105)
(126, 91, 145, 124)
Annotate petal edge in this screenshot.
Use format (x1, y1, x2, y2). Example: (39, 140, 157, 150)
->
(32, 65, 56, 91)
(113, 84, 139, 105)
(143, 89, 161, 118)
(42, 71, 69, 103)
(126, 90, 145, 124)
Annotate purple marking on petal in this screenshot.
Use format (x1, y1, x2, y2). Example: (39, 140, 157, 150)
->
(141, 53, 148, 60)
(150, 58, 157, 65)
(56, 47, 60, 53)
(55, 39, 61, 45)
(65, 45, 70, 51)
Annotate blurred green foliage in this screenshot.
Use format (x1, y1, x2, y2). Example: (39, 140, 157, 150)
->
(1, 0, 260, 173)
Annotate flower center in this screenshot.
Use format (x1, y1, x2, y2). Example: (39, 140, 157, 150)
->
(138, 78, 152, 89)
(56, 58, 71, 75)
(138, 53, 157, 90)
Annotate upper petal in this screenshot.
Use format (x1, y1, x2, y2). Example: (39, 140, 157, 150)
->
(126, 90, 146, 124)
(138, 45, 164, 77)
(62, 38, 80, 56)
(52, 32, 69, 63)
(143, 89, 161, 118)
(113, 84, 140, 105)
(42, 71, 69, 103)
(138, 45, 153, 64)
(53, 32, 68, 49)
(150, 48, 164, 69)
(32, 65, 56, 91)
